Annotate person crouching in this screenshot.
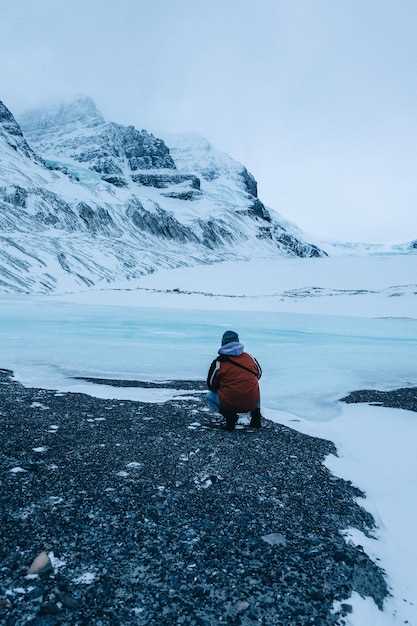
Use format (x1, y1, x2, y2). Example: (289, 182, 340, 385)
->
(206, 330, 262, 431)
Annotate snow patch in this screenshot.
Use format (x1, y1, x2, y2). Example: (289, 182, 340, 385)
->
(269, 404, 417, 625)
(74, 572, 96, 585)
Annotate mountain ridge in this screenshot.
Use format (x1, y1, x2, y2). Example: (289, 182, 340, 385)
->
(1, 95, 326, 294)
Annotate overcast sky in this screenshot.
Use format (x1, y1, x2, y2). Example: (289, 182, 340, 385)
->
(2, 0, 417, 242)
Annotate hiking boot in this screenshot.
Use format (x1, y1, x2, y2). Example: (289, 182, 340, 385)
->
(224, 412, 238, 432)
(249, 408, 262, 429)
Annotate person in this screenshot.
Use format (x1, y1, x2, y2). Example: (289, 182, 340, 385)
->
(206, 330, 262, 431)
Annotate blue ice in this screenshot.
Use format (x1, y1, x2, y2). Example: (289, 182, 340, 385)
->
(0, 297, 416, 420)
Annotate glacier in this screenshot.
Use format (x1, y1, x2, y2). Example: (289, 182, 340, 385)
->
(1, 295, 415, 420)
(0, 96, 325, 294)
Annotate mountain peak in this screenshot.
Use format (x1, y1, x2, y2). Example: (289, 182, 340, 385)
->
(61, 95, 103, 122)
(19, 95, 104, 135)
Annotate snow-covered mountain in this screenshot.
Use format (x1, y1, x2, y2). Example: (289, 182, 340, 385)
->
(0, 96, 325, 294)
(319, 240, 417, 256)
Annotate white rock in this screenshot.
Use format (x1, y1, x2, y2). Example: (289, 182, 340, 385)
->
(28, 551, 51, 574)
(262, 533, 287, 546)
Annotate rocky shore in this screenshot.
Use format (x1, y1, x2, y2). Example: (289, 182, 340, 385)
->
(342, 386, 417, 413)
(1, 369, 388, 625)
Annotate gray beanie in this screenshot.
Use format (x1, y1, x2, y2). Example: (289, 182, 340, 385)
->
(221, 330, 239, 346)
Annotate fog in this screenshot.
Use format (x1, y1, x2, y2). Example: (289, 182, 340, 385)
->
(2, 0, 417, 242)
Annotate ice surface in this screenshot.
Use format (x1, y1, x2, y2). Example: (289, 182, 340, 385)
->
(1, 254, 416, 625)
(136, 254, 417, 295)
(0, 295, 415, 420)
(57, 254, 417, 318)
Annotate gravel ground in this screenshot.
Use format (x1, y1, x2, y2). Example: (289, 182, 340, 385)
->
(72, 377, 207, 391)
(342, 387, 417, 412)
(1, 369, 387, 625)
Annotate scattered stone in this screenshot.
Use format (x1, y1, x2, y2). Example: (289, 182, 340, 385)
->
(262, 533, 287, 546)
(0, 596, 12, 608)
(40, 601, 60, 615)
(56, 591, 82, 609)
(47, 496, 64, 505)
(342, 387, 417, 413)
(235, 600, 250, 613)
(1, 369, 388, 625)
(28, 551, 52, 575)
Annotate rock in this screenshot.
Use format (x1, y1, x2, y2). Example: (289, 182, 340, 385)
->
(126, 200, 199, 243)
(162, 190, 201, 201)
(28, 551, 52, 575)
(0, 101, 36, 159)
(20, 97, 176, 178)
(309, 589, 325, 601)
(40, 601, 60, 615)
(261, 533, 287, 546)
(0, 369, 388, 625)
(56, 591, 82, 609)
(235, 600, 250, 613)
(240, 168, 258, 197)
(131, 173, 200, 190)
(272, 229, 326, 258)
(0, 596, 12, 609)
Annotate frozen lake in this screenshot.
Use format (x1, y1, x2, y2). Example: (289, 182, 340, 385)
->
(1, 296, 416, 419)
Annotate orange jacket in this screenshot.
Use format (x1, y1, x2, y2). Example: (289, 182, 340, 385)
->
(207, 352, 262, 412)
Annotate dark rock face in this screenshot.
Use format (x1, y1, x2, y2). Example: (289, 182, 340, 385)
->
(198, 219, 235, 249)
(257, 225, 274, 241)
(0, 370, 388, 625)
(127, 200, 199, 243)
(0, 185, 28, 208)
(82, 124, 176, 184)
(19, 100, 176, 187)
(77, 203, 116, 235)
(250, 199, 271, 221)
(131, 173, 201, 190)
(114, 124, 175, 171)
(101, 176, 128, 188)
(162, 190, 202, 201)
(44, 160, 81, 182)
(240, 167, 258, 198)
(239, 199, 272, 222)
(0, 100, 36, 159)
(273, 229, 326, 258)
(33, 189, 79, 231)
(255, 224, 326, 257)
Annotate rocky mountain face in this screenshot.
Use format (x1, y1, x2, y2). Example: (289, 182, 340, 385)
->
(20, 97, 176, 186)
(0, 101, 36, 160)
(0, 96, 325, 294)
